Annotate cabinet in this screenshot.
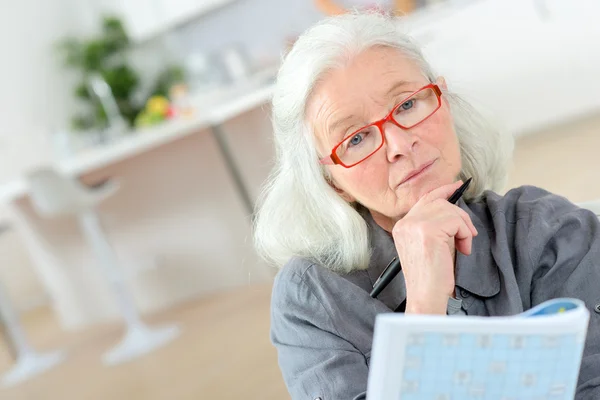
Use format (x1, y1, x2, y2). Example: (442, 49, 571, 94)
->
(154, 0, 236, 35)
(89, 0, 237, 42)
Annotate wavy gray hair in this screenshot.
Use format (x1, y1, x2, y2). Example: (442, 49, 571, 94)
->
(253, 12, 513, 273)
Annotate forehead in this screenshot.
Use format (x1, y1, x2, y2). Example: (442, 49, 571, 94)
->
(315, 47, 423, 102)
(306, 46, 425, 146)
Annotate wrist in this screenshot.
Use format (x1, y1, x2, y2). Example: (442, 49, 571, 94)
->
(405, 295, 448, 315)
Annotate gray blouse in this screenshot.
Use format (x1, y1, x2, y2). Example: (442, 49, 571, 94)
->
(270, 186, 600, 399)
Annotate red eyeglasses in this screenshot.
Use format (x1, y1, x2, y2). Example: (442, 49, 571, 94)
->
(319, 83, 443, 168)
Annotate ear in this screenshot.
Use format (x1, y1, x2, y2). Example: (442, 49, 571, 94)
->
(326, 176, 356, 203)
(337, 188, 356, 204)
(436, 76, 448, 90)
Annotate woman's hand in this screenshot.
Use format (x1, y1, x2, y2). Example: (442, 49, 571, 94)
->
(392, 180, 478, 315)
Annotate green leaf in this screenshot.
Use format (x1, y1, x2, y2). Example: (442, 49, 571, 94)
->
(102, 16, 129, 53)
(56, 15, 146, 131)
(100, 64, 140, 99)
(74, 82, 92, 100)
(82, 39, 111, 71)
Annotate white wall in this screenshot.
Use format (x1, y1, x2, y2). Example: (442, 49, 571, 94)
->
(0, 0, 87, 309)
(405, 0, 600, 136)
(0, 0, 85, 184)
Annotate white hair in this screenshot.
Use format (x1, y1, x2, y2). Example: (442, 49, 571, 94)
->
(253, 12, 513, 273)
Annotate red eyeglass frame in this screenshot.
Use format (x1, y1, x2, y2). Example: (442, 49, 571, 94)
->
(319, 83, 443, 168)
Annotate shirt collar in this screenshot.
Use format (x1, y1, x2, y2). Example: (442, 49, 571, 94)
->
(361, 199, 500, 312)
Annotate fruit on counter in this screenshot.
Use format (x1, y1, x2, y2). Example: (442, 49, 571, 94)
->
(134, 111, 163, 127)
(146, 95, 170, 116)
(166, 106, 176, 118)
(133, 85, 196, 128)
(134, 95, 174, 128)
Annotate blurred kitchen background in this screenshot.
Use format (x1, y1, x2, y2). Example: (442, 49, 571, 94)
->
(0, 0, 599, 399)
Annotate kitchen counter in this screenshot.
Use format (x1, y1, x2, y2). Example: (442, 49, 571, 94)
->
(0, 75, 275, 204)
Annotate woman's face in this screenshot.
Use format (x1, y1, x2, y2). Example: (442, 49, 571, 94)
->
(306, 46, 462, 231)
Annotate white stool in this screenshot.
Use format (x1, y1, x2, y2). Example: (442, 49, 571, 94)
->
(0, 223, 65, 387)
(26, 168, 180, 366)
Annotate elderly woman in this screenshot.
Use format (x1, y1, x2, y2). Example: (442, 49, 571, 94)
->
(253, 12, 600, 400)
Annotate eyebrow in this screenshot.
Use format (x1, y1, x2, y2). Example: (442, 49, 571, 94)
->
(326, 80, 415, 135)
(328, 115, 357, 136)
(385, 80, 413, 97)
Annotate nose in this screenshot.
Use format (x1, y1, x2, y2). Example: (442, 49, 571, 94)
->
(383, 121, 418, 163)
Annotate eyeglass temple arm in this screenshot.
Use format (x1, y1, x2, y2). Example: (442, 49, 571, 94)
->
(319, 156, 335, 165)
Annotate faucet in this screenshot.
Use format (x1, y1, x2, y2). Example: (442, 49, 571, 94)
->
(87, 73, 128, 140)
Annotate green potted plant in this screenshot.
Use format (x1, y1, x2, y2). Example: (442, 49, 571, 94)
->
(57, 16, 141, 132)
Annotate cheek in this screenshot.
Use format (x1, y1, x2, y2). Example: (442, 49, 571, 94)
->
(421, 108, 460, 161)
(333, 160, 389, 195)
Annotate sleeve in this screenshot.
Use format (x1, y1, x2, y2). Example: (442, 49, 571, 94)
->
(270, 270, 369, 400)
(528, 196, 600, 400)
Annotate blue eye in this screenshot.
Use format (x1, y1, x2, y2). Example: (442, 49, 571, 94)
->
(350, 134, 363, 146)
(401, 99, 415, 110)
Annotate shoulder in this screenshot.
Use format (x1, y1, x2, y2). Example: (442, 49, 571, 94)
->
(271, 255, 375, 329)
(271, 257, 338, 313)
(465, 184, 596, 256)
(500, 185, 576, 213)
(472, 185, 598, 259)
(471, 185, 581, 224)
(272, 257, 332, 296)
(272, 256, 360, 307)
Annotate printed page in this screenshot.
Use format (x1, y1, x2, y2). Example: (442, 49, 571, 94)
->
(367, 299, 590, 400)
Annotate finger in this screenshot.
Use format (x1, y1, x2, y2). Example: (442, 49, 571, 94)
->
(438, 214, 473, 246)
(418, 180, 464, 205)
(455, 235, 473, 255)
(454, 206, 478, 236)
(430, 200, 478, 237)
(449, 217, 473, 255)
(441, 218, 473, 256)
(451, 215, 474, 255)
(437, 214, 473, 255)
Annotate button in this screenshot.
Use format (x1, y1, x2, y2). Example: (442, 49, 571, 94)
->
(594, 304, 600, 314)
(314, 398, 322, 400)
(459, 289, 470, 298)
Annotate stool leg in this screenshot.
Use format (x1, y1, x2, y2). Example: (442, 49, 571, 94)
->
(78, 210, 180, 365)
(0, 322, 18, 359)
(0, 282, 65, 387)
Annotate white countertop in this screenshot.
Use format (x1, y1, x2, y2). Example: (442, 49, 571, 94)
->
(0, 77, 276, 204)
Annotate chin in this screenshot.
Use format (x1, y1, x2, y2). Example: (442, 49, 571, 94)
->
(400, 179, 439, 201)
(391, 178, 447, 211)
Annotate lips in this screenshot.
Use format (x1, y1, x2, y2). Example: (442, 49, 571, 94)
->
(398, 159, 436, 186)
